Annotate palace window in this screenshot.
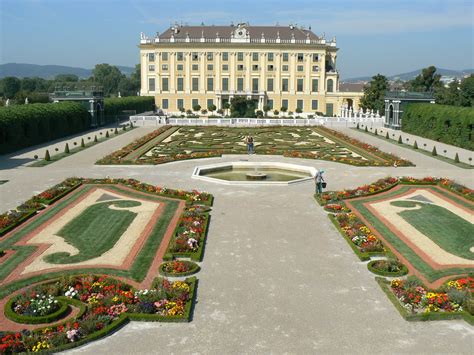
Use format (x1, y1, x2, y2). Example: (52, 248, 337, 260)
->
(177, 64, 183, 71)
(161, 64, 168, 71)
(297, 53, 304, 62)
(222, 64, 229, 71)
(252, 64, 259, 71)
(282, 78, 289, 92)
(148, 78, 155, 91)
(267, 53, 274, 61)
(162, 99, 168, 109)
(267, 78, 274, 92)
(312, 99, 318, 110)
(267, 99, 273, 109)
(297, 78, 304, 92)
(207, 99, 214, 108)
(237, 78, 244, 91)
(267, 65, 274, 71)
(161, 52, 168, 61)
(192, 98, 199, 108)
(252, 52, 259, 61)
(282, 65, 288, 72)
(192, 77, 199, 91)
(297, 99, 303, 110)
(282, 53, 289, 62)
(192, 64, 199, 71)
(222, 52, 229, 61)
(297, 65, 304, 72)
(281, 99, 288, 109)
(161, 78, 169, 91)
(207, 77, 214, 91)
(237, 64, 244, 71)
(237, 52, 244, 61)
(207, 52, 214, 60)
(312, 54, 319, 61)
(176, 52, 184, 61)
(312, 79, 319, 92)
(252, 78, 259, 92)
(148, 53, 155, 61)
(148, 65, 155, 72)
(192, 52, 199, 61)
(177, 99, 184, 109)
(207, 64, 214, 71)
(177, 77, 184, 91)
(222, 77, 229, 91)
(327, 79, 334, 92)
(312, 65, 319, 72)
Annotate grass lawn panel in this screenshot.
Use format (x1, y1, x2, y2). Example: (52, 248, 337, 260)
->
(350, 186, 474, 282)
(45, 200, 141, 264)
(394, 201, 474, 260)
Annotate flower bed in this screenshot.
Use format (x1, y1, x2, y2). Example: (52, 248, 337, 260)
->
(367, 259, 408, 277)
(159, 260, 200, 277)
(5, 294, 69, 324)
(317, 177, 473, 206)
(164, 205, 210, 261)
(323, 203, 350, 213)
(0, 275, 197, 353)
(31, 178, 82, 205)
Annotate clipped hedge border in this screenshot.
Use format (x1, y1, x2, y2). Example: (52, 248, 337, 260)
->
(159, 261, 200, 277)
(0, 210, 37, 237)
(40, 183, 82, 205)
(367, 260, 408, 277)
(328, 214, 385, 261)
(376, 277, 473, 325)
(4, 296, 70, 325)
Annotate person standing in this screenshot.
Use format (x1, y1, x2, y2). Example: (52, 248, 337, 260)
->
(246, 134, 254, 154)
(315, 169, 325, 194)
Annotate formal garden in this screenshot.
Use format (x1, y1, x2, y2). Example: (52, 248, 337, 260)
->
(316, 176, 473, 323)
(97, 125, 413, 167)
(0, 178, 212, 353)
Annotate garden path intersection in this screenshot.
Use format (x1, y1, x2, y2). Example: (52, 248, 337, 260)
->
(0, 126, 473, 353)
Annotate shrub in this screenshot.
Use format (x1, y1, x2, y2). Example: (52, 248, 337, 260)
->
(432, 146, 437, 156)
(106, 131, 110, 138)
(103, 97, 154, 124)
(0, 102, 90, 154)
(115, 127, 118, 134)
(386, 131, 389, 139)
(273, 109, 279, 115)
(374, 129, 378, 135)
(402, 103, 474, 150)
(81, 138, 85, 148)
(44, 149, 51, 161)
(356, 123, 360, 129)
(413, 140, 418, 149)
(454, 153, 460, 163)
(94, 135, 98, 143)
(64, 143, 70, 154)
(364, 126, 368, 132)
(398, 135, 402, 144)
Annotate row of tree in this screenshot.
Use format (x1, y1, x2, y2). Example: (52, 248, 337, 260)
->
(359, 66, 474, 113)
(0, 63, 141, 103)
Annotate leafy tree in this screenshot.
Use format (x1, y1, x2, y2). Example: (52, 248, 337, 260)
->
(295, 107, 303, 114)
(208, 104, 217, 113)
(459, 75, 474, 106)
(54, 74, 79, 82)
(230, 97, 256, 117)
(359, 74, 388, 113)
(407, 66, 442, 92)
(92, 64, 125, 96)
(193, 104, 201, 112)
(280, 106, 288, 113)
(2, 77, 21, 98)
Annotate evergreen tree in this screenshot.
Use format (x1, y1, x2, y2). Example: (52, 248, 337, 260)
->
(114, 127, 118, 134)
(64, 143, 70, 153)
(374, 129, 378, 135)
(81, 138, 85, 148)
(385, 132, 389, 139)
(94, 135, 98, 142)
(413, 141, 418, 149)
(432, 146, 437, 156)
(407, 66, 442, 92)
(359, 74, 389, 113)
(454, 153, 460, 163)
(44, 149, 51, 161)
(398, 135, 402, 144)
(106, 131, 110, 138)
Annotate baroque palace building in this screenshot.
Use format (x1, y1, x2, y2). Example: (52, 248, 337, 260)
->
(139, 23, 363, 116)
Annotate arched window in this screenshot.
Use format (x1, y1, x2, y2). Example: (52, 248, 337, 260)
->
(327, 79, 334, 92)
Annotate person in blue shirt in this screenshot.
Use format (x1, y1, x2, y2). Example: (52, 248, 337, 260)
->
(315, 169, 325, 194)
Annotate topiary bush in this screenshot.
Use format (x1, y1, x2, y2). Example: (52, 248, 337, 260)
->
(413, 140, 418, 149)
(64, 143, 70, 154)
(44, 149, 51, 161)
(432, 146, 437, 156)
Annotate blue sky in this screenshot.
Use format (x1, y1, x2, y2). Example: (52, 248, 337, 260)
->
(1, 0, 473, 78)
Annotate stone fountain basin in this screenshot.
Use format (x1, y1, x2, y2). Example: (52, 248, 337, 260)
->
(192, 162, 317, 185)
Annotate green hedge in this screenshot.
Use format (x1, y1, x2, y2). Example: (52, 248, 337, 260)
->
(104, 96, 154, 120)
(4, 296, 70, 324)
(0, 102, 90, 154)
(402, 103, 474, 150)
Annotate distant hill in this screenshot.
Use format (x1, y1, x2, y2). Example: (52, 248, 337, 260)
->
(0, 63, 135, 79)
(343, 68, 474, 83)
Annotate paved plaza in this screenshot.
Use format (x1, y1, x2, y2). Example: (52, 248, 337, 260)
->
(0, 126, 473, 354)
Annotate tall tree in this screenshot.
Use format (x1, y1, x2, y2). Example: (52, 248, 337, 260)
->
(92, 64, 125, 96)
(359, 74, 388, 113)
(1, 77, 21, 98)
(54, 74, 79, 82)
(407, 66, 442, 92)
(459, 75, 474, 107)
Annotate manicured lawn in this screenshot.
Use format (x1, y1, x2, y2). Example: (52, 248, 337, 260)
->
(394, 201, 474, 260)
(45, 200, 141, 264)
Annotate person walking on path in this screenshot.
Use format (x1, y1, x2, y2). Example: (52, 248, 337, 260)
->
(246, 134, 254, 154)
(315, 169, 325, 194)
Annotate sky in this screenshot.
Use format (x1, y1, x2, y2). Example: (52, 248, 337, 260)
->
(0, 0, 473, 79)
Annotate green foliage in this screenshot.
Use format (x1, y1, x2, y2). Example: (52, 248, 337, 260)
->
(398, 135, 402, 144)
(115, 127, 118, 134)
(104, 96, 154, 121)
(230, 97, 257, 117)
(364, 126, 368, 132)
(64, 143, 70, 154)
(454, 153, 460, 163)
(54, 74, 79, 82)
(360, 74, 389, 113)
(0, 102, 90, 154)
(407, 66, 442, 92)
(280, 106, 288, 112)
(262, 105, 271, 114)
(386, 131, 389, 139)
(432, 146, 437, 156)
(208, 104, 217, 112)
(295, 107, 303, 114)
(256, 110, 264, 118)
(92, 63, 125, 96)
(356, 123, 360, 129)
(193, 104, 201, 112)
(1, 76, 21, 98)
(402, 103, 474, 150)
(374, 129, 378, 135)
(106, 131, 110, 138)
(413, 140, 418, 149)
(273, 109, 279, 115)
(94, 135, 98, 143)
(44, 149, 51, 161)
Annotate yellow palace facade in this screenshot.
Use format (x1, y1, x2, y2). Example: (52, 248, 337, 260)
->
(139, 23, 362, 116)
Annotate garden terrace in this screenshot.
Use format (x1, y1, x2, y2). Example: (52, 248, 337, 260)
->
(0, 178, 212, 352)
(96, 126, 413, 167)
